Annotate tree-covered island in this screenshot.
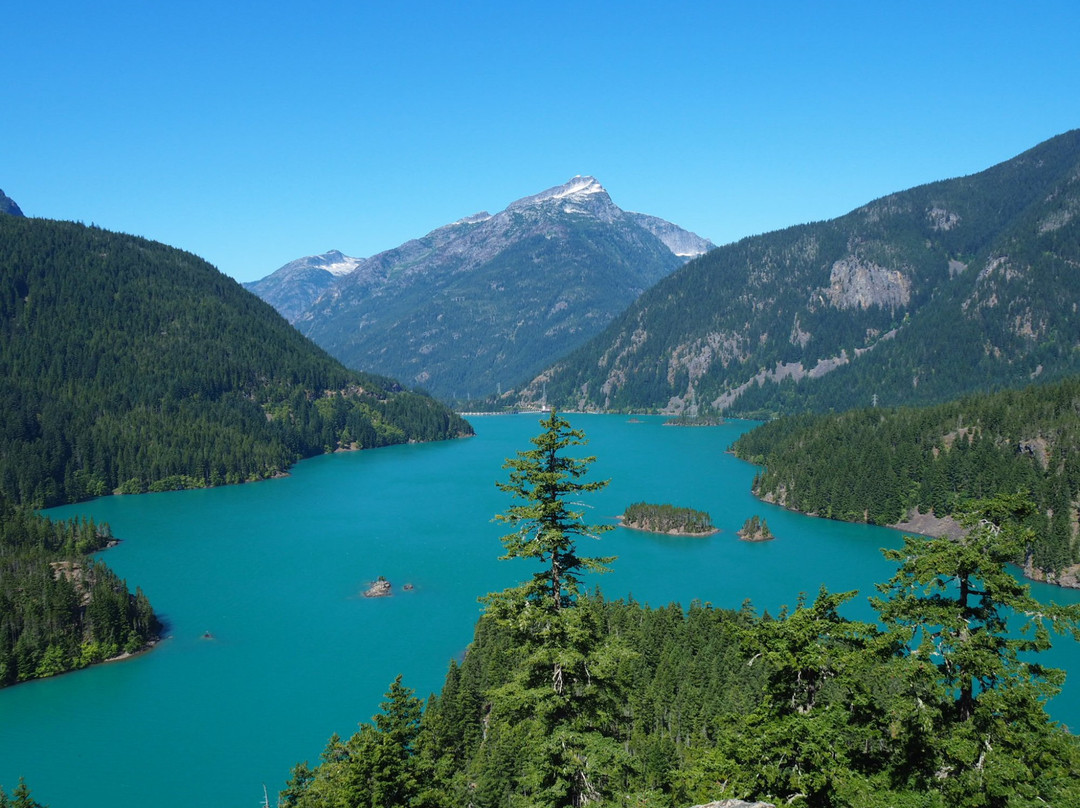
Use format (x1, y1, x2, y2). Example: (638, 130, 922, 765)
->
(663, 415, 725, 427)
(620, 502, 717, 536)
(737, 514, 774, 541)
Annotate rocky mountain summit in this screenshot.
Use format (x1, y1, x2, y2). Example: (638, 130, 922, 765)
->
(248, 177, 713, 401)
(244, 249, 363, 323)
(0, 189, 24, 217)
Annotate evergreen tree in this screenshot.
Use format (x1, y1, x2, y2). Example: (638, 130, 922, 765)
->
(872, 494, 1080, 803)
(481, 411, 628, 807)
(282, 677, 424, 808)
(488, 410, 613, 613)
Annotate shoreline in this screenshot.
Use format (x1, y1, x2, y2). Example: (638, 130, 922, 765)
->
(757, 492, 1080, 591)
(617, 516, 719, 538)
(1, 635, 164, 691)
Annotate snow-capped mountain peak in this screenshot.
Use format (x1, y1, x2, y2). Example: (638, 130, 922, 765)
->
(307, 250, 365, 276)
(507, 176, 610, 212)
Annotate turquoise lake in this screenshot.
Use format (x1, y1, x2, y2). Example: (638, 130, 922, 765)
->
(3, 413, 1080, 807)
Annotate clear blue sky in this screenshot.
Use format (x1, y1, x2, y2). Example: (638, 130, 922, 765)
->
(4, 1, 1078, 282)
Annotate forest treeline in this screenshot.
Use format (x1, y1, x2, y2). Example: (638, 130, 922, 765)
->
(281, 415, 1080, 807)
(731, 375, 1080, 577)
(0, 214, 471, 693)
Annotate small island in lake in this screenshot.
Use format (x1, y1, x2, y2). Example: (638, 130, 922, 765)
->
(363, 576, 393, 598)
(663, 415, 724, 426)
(738, 515, 774, 542)
(620, 502, 717, 536)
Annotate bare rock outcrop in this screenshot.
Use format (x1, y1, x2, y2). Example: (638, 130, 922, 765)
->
(363, 577, 392, 598)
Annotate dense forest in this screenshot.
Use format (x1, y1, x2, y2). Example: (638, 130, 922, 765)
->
(621, 502, 715, 535)
(281, 415, 1080, 807)
(731, 375, 1080, 578)
(0, 499, 158, 685)
(0, 215, 471, 508)
(0, 214, 471, 695)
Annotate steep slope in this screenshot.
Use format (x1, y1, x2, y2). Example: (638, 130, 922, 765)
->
(250, 177, 713, 401)
(0, 215, 471, 507)
(0, 189, 24, 216)
(521, 130, 1080, 415)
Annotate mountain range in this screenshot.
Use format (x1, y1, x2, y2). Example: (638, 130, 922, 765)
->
(246, 177, 713, 401)
(519, 130, 1080, 416)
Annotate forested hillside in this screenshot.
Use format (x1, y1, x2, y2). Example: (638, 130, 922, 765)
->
(731, 375, 1080, 580)
(281, 416, 1080, 808)
(0, 215, 471, 507)
(0, 214, 470, 690)
(519, 129, 1080, 416)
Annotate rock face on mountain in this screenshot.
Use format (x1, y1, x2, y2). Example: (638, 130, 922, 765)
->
(0, 189, 24, 217)
(521, 130, 1080, 416)
(627, 211, 714, 257)
(248, 177, 713, 401)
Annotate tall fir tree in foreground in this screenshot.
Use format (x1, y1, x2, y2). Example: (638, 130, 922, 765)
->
(488, 409, 614, 612)
(481, 410, 628, 807)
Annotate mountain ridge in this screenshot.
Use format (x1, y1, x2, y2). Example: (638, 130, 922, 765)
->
(517, 130, 1080, 416)
(248, 177, 714, 401)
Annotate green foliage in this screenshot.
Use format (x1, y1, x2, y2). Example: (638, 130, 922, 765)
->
(0, 778, 46, 808)
(732, 375, 1080, 575)
(739, 515, 772, 540)
(486, 411, 614, 612)
(288, 563, 1080, 806)
(0, 498, 160, 687)
(0, 215, 471, 509)
(282, 677, 425, 808)
(622, 502, 714, 535)
(874, 496, 1078, 722)
(480, 412, 627, 806)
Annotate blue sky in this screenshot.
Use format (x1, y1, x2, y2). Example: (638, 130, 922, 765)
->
(4, 1, 1078, 282)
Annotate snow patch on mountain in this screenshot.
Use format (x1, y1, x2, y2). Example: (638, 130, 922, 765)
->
(305, 250, 365, 276)
(452, 212, 493, 226)
(508, 176, 608, 211)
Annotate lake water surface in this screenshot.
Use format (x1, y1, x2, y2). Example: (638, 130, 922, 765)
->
(3, 414, 1079, 807)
